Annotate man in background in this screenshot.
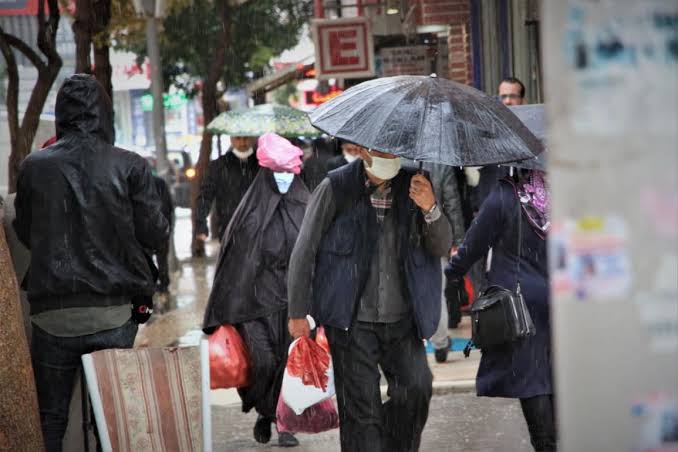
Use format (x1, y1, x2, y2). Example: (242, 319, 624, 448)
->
(195, 136, 259, 242)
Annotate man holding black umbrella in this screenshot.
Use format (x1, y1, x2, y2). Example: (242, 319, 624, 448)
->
(287, 149, 452, 452)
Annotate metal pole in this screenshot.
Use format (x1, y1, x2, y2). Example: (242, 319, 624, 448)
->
(145, 15, 170, 181)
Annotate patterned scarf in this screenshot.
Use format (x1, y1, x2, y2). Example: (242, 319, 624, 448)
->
(517, 170, 550, 236)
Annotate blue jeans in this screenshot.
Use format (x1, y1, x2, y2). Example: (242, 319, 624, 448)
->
(31, 320, 138, 452)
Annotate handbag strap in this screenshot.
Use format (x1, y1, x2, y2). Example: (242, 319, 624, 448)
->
(515, 191, 523, 294)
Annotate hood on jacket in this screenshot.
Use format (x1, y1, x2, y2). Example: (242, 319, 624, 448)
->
(55, 74, 114, 143)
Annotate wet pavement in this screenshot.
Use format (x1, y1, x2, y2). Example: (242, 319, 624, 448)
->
(212, 393, 532, 452)
(134, 210, 532, 450)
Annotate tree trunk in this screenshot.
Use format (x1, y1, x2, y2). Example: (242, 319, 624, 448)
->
(190, 0, 230, 256)
(73, 0, 92, 74)
(1, 0, 63, 193)
(0, 29, 20, 191)
(92, 0, 113, 100)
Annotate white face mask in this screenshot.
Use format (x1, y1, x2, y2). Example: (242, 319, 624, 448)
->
(232, 147, 254, 160)
(343, 152, 359, 163)
(273, 172, 295, 193)
(364, 153, 401, 180)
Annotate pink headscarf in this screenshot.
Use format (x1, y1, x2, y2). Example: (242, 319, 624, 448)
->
(256, 133, 304, 174)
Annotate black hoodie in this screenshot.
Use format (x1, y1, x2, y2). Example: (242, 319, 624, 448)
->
(13, 74, 169, 314)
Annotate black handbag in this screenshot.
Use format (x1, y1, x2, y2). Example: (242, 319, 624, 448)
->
(469, 201, 535, 349)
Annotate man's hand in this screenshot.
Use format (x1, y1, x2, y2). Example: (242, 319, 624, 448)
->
(196, 233, 208, 242)
(409, 174, 436, 212)
(288, 318, 310, 339)
(450, 246, 459, 258)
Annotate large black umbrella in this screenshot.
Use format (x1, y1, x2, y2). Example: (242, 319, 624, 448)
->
(308, 75, 543, 166)
(501, 104, 546, 171)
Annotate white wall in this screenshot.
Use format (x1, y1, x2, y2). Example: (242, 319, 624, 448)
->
(544, 1, 678, 451)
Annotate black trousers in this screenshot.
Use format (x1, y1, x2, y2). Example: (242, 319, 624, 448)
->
(155, 243, 170, 292)
(326, 318, 433, 452)
(235, 310, 290, 418)
(520, 394, 557, 452)
(31, 320, 138, 452)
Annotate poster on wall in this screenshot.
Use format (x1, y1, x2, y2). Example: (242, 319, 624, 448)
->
(561, 1, 678, 137)
(551, 215, 632, 301)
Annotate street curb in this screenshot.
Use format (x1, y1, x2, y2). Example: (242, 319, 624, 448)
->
(432, 380, 476, 395)
(212, 379, 477, 408)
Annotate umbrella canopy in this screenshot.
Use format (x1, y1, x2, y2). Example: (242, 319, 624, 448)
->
(308, 75, 543, 166)
(207, 104, 321, 138)
(501, 104, 546, 171)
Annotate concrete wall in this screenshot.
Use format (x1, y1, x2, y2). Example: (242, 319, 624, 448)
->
(544, 1, 678, 451)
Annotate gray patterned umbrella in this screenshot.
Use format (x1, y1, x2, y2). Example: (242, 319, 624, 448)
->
(501, 104, 547, 171)
(207, 104, 320, 138)
(308, 75, 543, 166)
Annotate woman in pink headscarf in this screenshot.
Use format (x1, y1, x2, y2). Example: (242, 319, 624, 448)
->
(203, 133, 309, 447)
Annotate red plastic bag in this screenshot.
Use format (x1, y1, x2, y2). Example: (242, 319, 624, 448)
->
(286, 333, 331, 392)
(281, 327, 335, 415)
(208, 324, 251, 389)
(275, 396, 339, 434)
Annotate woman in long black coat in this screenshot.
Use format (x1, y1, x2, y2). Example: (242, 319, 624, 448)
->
(203, 133, 309, 448)
(445, 170, 555, 452)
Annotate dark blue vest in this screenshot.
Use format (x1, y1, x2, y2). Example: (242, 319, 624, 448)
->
(311, 160, 441, 338)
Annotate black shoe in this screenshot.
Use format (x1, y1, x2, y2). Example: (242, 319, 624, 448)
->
(434, 338, 450, 363)
(253, 415, 273, 444)
(278, 432, 299, 447)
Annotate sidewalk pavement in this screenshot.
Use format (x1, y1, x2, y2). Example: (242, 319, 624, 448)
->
(210, 317, 479, 408)
(135, 236, 480, 408)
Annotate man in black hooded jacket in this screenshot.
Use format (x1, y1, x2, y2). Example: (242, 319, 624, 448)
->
(13, 74, 168, 451)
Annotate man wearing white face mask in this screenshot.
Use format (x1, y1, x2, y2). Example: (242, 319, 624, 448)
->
(195, 135, 259, 242)
(287, 148, 452, 452)
(326, 140, 363, 171)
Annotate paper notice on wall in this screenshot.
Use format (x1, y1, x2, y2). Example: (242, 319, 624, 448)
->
(551, 215, 632, 301)
(561, 1, 678, 137)
(631, 391, 678, 452)
(634, 255, 678, 353)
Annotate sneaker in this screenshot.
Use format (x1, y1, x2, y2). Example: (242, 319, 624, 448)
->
(278, 432, 299, 447)
(253, 415, 273, 444)
(434, 338, 450, 363)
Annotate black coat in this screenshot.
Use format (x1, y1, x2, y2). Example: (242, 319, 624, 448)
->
(195, 150, 259, 239)
(446, 178, 552, 399)
(325, 155, 348, 172)
(153, 176, 174, 226)
(202, 168, 309, 330)
(13, 74, 169, 304)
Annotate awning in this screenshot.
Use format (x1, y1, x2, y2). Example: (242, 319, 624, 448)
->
(246, 61, 315, 96)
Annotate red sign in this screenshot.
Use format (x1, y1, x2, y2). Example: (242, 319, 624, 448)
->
(312, 17, 375, 79)
(0, 0, 38, 15)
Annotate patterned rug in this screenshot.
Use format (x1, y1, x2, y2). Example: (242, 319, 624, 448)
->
(88, 347, 203, 451)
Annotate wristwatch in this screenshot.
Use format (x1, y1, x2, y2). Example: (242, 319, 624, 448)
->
(424, 203, 441, 223)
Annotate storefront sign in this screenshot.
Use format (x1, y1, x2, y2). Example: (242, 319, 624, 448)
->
(312, 17, 375, 79)
(379, 46, 431, 76)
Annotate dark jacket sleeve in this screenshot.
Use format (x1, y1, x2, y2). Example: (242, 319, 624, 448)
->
(12, 161, 32, 249)
(287, 178, 337, 318)
(195, 160, 218, 237)
(445, 183, 508, 279)
(439, 166, 466, 245)
(129, 158, 170, 251)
